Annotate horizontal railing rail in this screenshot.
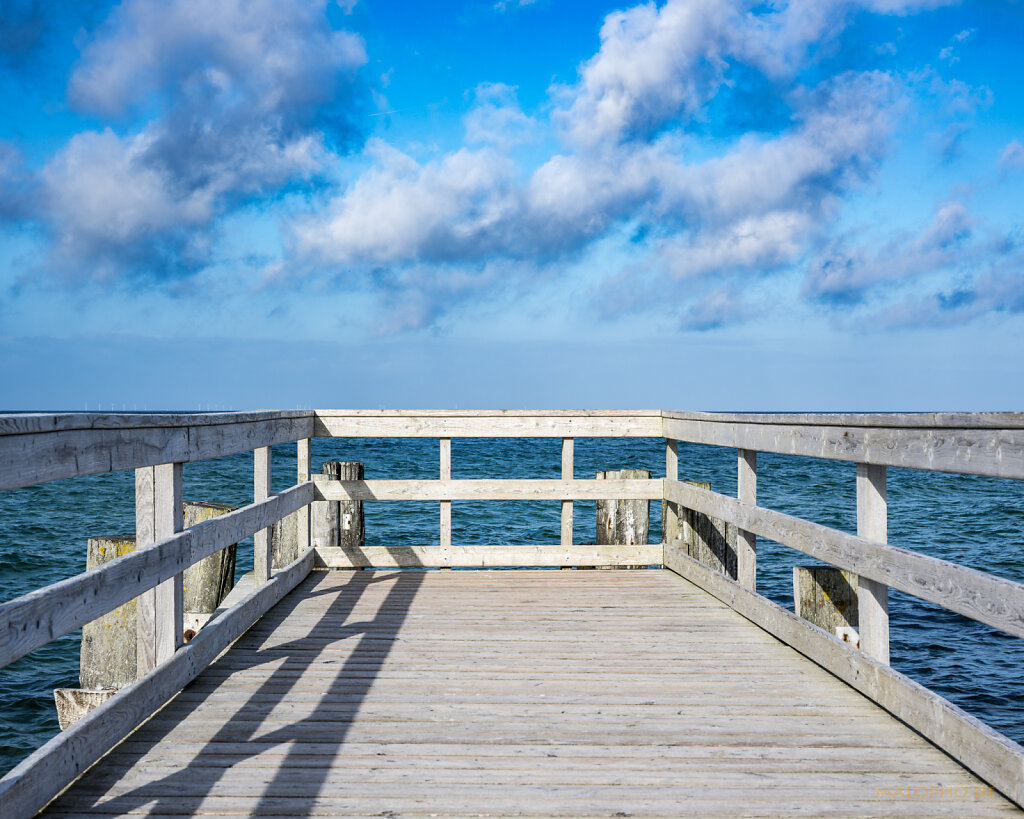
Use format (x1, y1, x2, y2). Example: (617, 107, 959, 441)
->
(0, 411, 314, 491)
(313, 476, 663, 501)
(662, 478, 1024, 640)
(0, 481, 314, 670)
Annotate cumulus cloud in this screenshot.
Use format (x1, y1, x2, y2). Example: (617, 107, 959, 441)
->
(464, 84, 539, 149)
(294, 69, 897, 328)
(549, 0, 942, 150)
(802, 200, 974, 304)
(35, 0, 366, 280)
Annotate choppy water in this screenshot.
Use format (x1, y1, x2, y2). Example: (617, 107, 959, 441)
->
(1, 436, 1022, 776)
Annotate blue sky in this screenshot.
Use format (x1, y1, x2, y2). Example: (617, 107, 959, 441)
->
(0, 0, 1022, 410)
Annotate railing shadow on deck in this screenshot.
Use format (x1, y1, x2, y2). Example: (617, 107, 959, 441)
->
(57, 566, 426, 817)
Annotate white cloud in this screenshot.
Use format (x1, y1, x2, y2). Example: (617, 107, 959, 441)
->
(802, 200, 974, 303)
(38, 0, 366, 280)
(464, 84, 539, 149)
(999, 140, 1024, 170)
(69, 0, 365, 119)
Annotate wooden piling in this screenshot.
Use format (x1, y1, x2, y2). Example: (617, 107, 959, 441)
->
(78, 536, 138, 690)
(681, 480, 738, 579)
(596, 469, 651, 545)
(182, 501, 237, 636)
(793, 565, 860, 646)
(312, 461, 364, 550)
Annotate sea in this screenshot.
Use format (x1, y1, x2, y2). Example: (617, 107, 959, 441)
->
(2, 434, 1023, 776)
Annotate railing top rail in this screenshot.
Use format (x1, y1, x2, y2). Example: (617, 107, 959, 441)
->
(662, 410, 1024, 429)
(314, 409, 663, 417)
(0, 410, 313, 437)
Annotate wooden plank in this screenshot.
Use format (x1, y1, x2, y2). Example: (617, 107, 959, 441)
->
(663, 439, 678, 544)
(314, 477, 663, 501)
(661, 417, 1024, 480)
(663, 543, 1024, 808)
(561, 437, 573, 546)
(137, 463, 183, 675)
(0, 482, 314, 671)
(40, 569, 1023, 818)
(313, 414, 663, 438)
(0, 415, 314, 490)
(314, 408, 663, 418)
(736, 449, 756, 590)
(296, 439, 310, 553)
(663, 478, 1024, 640)
(660, 410, 1024, 429)
(0, 549, 314, 819)
(133, 466, 156, 679)
(857, 463, 889, 664)
(313, 544, 663, 568)
(0, 410, 313, 436)
(253, 447, 271, 583)
(440, 438, 451, 549)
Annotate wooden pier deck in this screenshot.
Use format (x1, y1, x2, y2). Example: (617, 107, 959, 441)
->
(42, 569, 1022, 818)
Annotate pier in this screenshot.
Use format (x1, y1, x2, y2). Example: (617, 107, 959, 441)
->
(1, 410, 1023, 817)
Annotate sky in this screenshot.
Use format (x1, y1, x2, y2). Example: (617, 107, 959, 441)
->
(0, 0, 1022, 411)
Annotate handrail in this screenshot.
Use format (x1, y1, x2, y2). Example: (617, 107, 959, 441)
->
(0, 411, 314, 490)
(663, 478, 1024, 640)
(0, 481, 313, 670)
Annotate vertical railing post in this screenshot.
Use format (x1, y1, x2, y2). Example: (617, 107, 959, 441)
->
(561, 437, 574, 546)
(857, 463, 889, 663)
(136, 462, 183, 676)
(254, 446, 272, 583)
(440, 438, 451, 548)
(736, 449, 757, 591)
(297, 439, 311, 555)
(663, 439, 678, 543)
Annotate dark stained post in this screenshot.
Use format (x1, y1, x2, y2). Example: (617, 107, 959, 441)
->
(596, 469, 651, 545)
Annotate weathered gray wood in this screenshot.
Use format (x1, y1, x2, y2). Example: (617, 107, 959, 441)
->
(314, 412, 663, 439)
(133, 467, 156, 679)
(793, 566, 860, 643)
(181, 502, 236, 619)
(663, 478, 1024, 640)
(440, 440, 452, 548)
(51, 690, 115, 732)
(270, 509, 298, 571)
(680, 480, 737, 579)
(253, 447, 271, 584)
(857, 463, 890, 663)
(660, 410, 1024, 429)
(662, 439, 678, 544)
(137, 463, 184, 678)
(664, 543, 1024, 808)
(335, 462, 365, 547)
(313, 544, 665, 568)
(0, 415, 314, 491)
(296, 439, 310, 555)
(661, 417, 1024, 480)
(736, 449, 757, 590)
(0, 482, 314, 671)
(311, 461, 342, 551)
(597, 469, 651, 545)
(561, 437, 573, 547)
(0, 410, 313, 436)
(0, 549, 315, 819)
(39, 569, 1024, 818)
(313, 477, 664, 502)
(80, 537, 138, 689)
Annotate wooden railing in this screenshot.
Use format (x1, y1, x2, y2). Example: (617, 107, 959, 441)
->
(0, 409, 1023, 814)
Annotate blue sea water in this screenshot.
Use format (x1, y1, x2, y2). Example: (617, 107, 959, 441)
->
(1, 435, 1022, 776)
